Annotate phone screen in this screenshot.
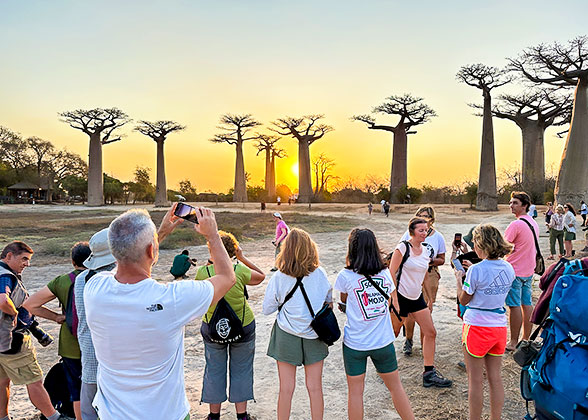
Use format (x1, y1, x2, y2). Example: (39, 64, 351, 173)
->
(452, 258, 464, 272)
(174, 202, 199, 224)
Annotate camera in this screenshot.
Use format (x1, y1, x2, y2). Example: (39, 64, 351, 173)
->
(28, 319, 53, 347)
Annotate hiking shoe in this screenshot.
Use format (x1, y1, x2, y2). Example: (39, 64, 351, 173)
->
(423, 368, 453, 388)
(57, 415, 75, 420)
(582, 246, 588, 253)
(402, 338, 413, 356)
(457, 361, 466, 371)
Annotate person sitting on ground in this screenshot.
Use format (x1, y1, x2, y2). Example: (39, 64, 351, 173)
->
(263, 228, 332, 420)
(84, 205, 236, 420)
(389, 217, 452, 388)
(196, 231, 265, 420)
(400, 206, 446, 356)
(271, 212, 289, 272)
(456, 224, 515, 420)
(547, 205, 565, 260)
(24, 242, 92, 420)
(563, 203, 577, 258)
(0, 241, 73, 420)
(335, 228, 414, 420)
(170, 249, 197, 279)
(74, 228, 117, 420)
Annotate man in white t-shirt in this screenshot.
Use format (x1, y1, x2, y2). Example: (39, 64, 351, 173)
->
(84, 206, 236, 420)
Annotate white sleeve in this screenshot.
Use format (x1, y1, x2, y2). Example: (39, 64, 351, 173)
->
(171, 280, 214, 327)
(436, 233, 447, 254)
(319, 267, 333, 303)
(462, 265, 477, 295)
(400, 231, 410, 241)
(334, 270, 347, 293)
(383, 269, 396, 293)
(262, 273, 280, 315)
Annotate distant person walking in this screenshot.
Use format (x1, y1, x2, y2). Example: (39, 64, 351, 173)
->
(504, 191, 539, 352)
(527, 203, 537, 219)
(277, 196, 281, 206)
(263, 228, 332, 420)
(547, 205, 565, 260)
(457, 224, 515, 420)
(271, 212, 289, 272)
(580, 200, 587, 227)
(383, 202, 390, 217)
(367, 202, 373, 216)
(563, 203, 577, 258)
(170, 250, 197, 279)
(335, 228, 414, 420)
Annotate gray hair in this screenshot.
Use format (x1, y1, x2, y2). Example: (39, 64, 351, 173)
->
(108, 209, 157, 263)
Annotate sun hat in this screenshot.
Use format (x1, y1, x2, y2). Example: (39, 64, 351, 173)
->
(273, 212, 282, 219)
(83, 228, 116, 270)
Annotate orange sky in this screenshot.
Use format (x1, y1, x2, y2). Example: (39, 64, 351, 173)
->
(0, 2, 582, 193)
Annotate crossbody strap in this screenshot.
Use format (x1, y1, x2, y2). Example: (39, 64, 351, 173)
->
(297, 277, 316, 319)
(396, 241, 412, 286)
(365, 274, 402, 321)
(519, 218, 542, 258)
(278, 277, 302, 312)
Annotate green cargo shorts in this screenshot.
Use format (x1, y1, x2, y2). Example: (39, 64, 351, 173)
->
(342, 342, 398, 377)
(267, 321, 328, 366)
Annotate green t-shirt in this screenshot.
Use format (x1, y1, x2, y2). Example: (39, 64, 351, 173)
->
(195, 263, 254, 327)
(170, 254, 192, 277)
(46, 270, 82, 359)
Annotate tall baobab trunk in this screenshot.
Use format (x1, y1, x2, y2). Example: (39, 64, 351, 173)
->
(298, 139, 313, 203)
(476, 93, 498, 211)
(154, 139, 168, 207)
(87, 133, 104, 206)
(390, 126, 408, 203)
(268, 154, 276, 199)
(556, 77, 588, 205)
(233, 141, 247, 202)
(520, 121, 546, 198)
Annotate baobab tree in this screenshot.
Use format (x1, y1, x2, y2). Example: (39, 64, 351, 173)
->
(255, 134, 285, 199)
(135, 120, 186, 207)
(59, 108, 130, 206)
(508, 36, 588, 205)
(211, 114, 261, 202)
(489, 89, 571, 199)
(312, 153, 337, 197)
(352, 94, 436, 203)
(457, 64, 510, 211)
(270, 115, 333, 203)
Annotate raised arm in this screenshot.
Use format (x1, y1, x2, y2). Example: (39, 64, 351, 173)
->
(235, 246, 266, 285)
(194, 208, 236, 304)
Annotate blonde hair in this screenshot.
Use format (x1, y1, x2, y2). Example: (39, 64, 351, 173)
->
(556, 204, 565, 214)
(415, 206, 436, 225)
(276, 228, 319, 278)
(472, 224, 513, 259)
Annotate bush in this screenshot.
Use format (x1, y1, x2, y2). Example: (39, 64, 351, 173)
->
(395, 185, 422, 204)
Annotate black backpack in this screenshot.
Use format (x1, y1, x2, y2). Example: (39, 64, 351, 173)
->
(203, 265, 246, 344)
(41, 360, 75, 419)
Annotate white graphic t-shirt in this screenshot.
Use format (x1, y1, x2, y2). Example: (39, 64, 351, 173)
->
(335, 268, 395, 351)
(462, 259, 515, 327)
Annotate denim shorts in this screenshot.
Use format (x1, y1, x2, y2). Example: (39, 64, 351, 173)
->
(62, 356, 82, 402)
(505, 276, 533, 307)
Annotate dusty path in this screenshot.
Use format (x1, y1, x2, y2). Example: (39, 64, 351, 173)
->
(5, 204, 569, 420)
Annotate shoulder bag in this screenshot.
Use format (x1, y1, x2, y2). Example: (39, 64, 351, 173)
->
(520, 218, 545, 275)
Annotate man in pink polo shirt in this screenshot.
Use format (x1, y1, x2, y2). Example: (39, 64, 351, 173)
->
(270, 212, 290, 271)
(504, 191, 540, 351)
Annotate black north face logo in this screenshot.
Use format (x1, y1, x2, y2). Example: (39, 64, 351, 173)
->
(146, 303, 164, 312)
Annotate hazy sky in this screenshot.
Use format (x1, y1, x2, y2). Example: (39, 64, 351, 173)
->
(1, 1, 585, 193)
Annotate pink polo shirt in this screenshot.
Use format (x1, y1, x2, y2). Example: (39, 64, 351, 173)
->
(504, 214, 539, 277)
(275, 220, 289, 243)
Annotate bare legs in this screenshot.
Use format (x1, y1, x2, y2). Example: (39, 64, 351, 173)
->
(409, 308, 437, 366)
(277, 360, 324, 420)
(346, 371, 414, 420)
(507, 304, 533, 349)
(463, 349, 504, 420)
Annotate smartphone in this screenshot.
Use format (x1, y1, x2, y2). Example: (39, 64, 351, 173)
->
(454, 233, 462, 246)
(173, 202, 199, 224)
(452, 258, 464, 272)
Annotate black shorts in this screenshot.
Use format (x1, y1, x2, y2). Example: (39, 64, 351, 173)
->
(62, 357, 82, 402)
(398, 293, 428, 317)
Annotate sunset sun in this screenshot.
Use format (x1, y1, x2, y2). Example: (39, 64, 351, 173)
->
(291, 163, 299, 177)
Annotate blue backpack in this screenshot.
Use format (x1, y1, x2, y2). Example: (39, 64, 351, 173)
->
(524, 259, 588, 419)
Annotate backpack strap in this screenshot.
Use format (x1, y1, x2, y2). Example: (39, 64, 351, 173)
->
(365, 274, 402, 321)
(278, 277, 302, 312)
(396, 241, 412, 286)
(297, 277, 316, 319)
(519, 218, 542, 258)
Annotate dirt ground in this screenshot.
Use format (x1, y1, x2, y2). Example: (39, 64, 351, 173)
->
(1, 203, 582, 420)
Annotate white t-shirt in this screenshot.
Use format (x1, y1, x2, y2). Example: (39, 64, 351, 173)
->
(462, 259, 515, 327)
(564, 211, 577, 233)
(401, 229, 447, 258)
(334, 268, 395, 351)
(581, 203, 587, 215)
(528, 204, 537, 217)
(394, 242, 432, 300)
(262, 267, 332, 339)
(84, 272, 214, 420)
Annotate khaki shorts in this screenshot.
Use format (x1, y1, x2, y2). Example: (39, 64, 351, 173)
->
(0, 335, 43, 385)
